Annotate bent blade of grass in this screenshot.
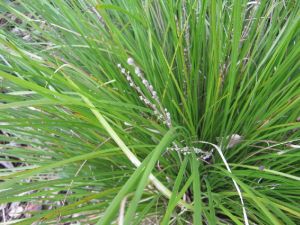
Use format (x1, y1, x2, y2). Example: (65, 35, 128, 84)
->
(197, 141, 249, 225)
(216, 166, 283, 225)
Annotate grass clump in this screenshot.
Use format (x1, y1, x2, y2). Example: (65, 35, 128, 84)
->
(0, 0, 299, 224)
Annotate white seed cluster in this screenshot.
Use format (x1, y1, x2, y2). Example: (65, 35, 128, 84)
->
(117, 63, 156, 110)
(168, 143, 214, 160)
(127, 58, 159, 101)
(118, 58, 172, 128)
